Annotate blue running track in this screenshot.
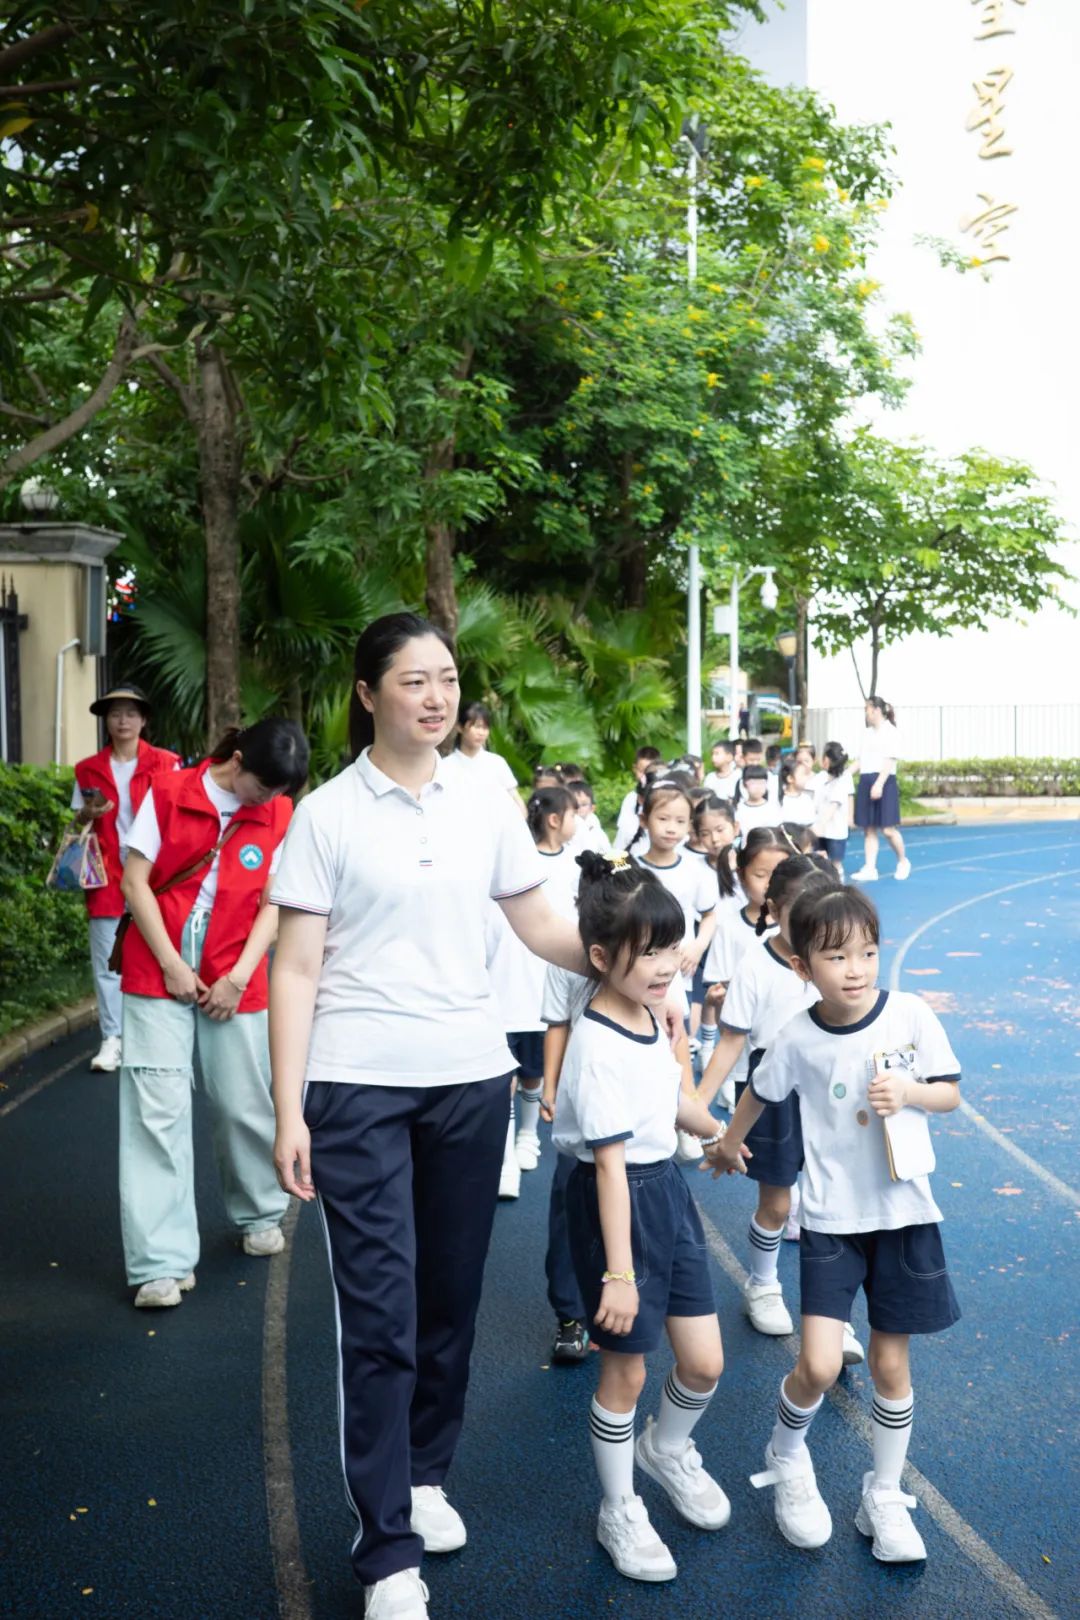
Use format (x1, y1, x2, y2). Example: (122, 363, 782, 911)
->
(2, 822, 1077, 1619)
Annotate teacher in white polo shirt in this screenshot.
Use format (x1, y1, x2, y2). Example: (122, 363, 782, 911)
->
(268, 612, 589, 1620)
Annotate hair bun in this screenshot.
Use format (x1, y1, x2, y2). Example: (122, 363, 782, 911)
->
(576, 849, 613, 882)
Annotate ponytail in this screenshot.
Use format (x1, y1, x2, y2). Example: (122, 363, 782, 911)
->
(208, 717, 310, 797)
(526, 785, 575, 843)
(756, 853, 838, 935)
(867, 695, 896, 726)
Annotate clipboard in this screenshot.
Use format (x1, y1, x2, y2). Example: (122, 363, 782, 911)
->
(873, 1047, 936, 1182)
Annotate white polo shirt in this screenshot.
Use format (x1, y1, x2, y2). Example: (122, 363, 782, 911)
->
(552, 1007, 682, 1164)
(777, 788, 816, 828)
(735, 800, 776, 839)
(752, 990, 961, 1233)
(441, 745, 519, 797)
(270, 748, 544, 1086)
(720, 934, 820, 1051)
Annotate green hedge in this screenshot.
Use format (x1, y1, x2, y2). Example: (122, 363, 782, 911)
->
(903, 758, 1080, 798)
(0, 764, 92, 1037)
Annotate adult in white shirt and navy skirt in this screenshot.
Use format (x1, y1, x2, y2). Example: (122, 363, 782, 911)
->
(852, 697, 911, 883)
(269, 613, 588, 1620)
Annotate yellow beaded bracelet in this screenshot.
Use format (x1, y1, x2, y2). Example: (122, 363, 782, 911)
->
(602, 1268, 637, 1285)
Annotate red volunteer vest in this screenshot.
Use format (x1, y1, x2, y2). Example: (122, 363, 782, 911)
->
(120, 764, 292, 1013)
(74, 740, 181, 918)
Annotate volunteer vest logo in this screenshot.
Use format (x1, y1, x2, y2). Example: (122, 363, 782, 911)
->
(239, 844, 265, 871)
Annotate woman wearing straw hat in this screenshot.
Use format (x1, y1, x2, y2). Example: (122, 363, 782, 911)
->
(72, 685, 180, 1072)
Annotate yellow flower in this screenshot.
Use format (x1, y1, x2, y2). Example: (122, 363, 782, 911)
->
(969, 256, 983, 268)
(692, 427, 703, 437)
(592, 309, 605, 319)
(837, 187, 850, 203)
(682, 326, 694, 337)
(687, 307, 704, 321)
(642, 484, 654, 495)
(578, 376, 594, 389)
(706, 372, 720, 388)
(745, 175, 765, 189)
(707, 281, 725, 293)
(759, 371, 774, 384)
(802, 155, 825, 172)
(813, 233, 830, 254)
(855, 278, 879, 299)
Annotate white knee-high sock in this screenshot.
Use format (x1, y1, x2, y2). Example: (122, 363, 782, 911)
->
(871, 1387, 914, 1488)
(655, 1368, 716, 1454)
(748, 1215, 783, 1286)
(770, 1378, 823, 1460)
(590, 1398, 636, 1503)
(517, 1081, 542, 1138)
(502, 1101, 516, 1169)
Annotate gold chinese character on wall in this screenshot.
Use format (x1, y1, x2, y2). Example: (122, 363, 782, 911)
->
(970, 0, 1027, 43)
(966, 66, 1014, 158)
(960, 193, 1018, 262)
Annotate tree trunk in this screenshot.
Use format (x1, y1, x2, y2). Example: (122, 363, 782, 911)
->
(197, 342, 244, 742)
(868, 617, 882, 699)
(617, 450, 647, 608)
(423, 344, 474, 642)
(795, 592, 810, 719)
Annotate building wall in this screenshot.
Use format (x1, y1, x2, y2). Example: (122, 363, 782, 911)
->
(736, 0, 1079, 714)
(8, 561, 100, 767)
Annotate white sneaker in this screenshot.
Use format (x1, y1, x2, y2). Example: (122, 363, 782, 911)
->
(718, 1075, 736, 1112)
(842, 1322, 865, 1366)
(635, 1416, 731, 1530)
(133, 1272, 196, 1309)
(743, 1279, 794, 1336)
(596, 1494, 677, 1582)
(90, 1036, 122, 1072)
(410, 1484, 467, 1552)
(783, 1214, 800, 1242)
(363, 1569, 429, 1619)
(515, 1131, 542, 1171)
(498, 1159, 521, 1199)
(855, 1470, 926, 1561)
(676, 1129, 704, 1163)
(243, 1226, 285, 1257)
(751, 1443, 832, 1549)
(894, 858, 912, 881)
(851, 866, 879, 882)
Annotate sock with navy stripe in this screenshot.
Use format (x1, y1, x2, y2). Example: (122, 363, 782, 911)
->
(870, 1387, 914, 1488)
(770, 1378, 823, 1460)
(748, 1215, 784, 1286)
(517, 1081, 542, 1138)
(589, 1398, 637, 1504)
(655, 1368, 717, 1455)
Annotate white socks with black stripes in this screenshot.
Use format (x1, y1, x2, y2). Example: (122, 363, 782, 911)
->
(871, 1388, 914, 1488)
(655, 1369, 717, 1454)
(771, 1379, 823, 1460)
(748, 1215, 784, 1286)
(590, 1398, 636, 1503)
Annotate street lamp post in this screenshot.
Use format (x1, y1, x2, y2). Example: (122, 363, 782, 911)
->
(775, 628, 798, 744)
(713, 566, 778, 741)
(683, 124, 704, 755)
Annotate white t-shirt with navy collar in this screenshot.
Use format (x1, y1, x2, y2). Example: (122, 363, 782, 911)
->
(270, 747, 544, 1087)
(752, 989, 961, 1233)
(552, 1005, 682, 1164)
(703, 896, 772, 985)
(735, 799, 776, 839)
(487, 843, 579, 1034)
(632, 850, 716, 986)
(720, 933, 820, 1051)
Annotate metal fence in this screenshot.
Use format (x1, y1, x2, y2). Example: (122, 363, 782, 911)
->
(803, 705, 1080, 763)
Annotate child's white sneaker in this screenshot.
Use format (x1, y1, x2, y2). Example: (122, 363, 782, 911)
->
(410, 1484, 467, 1552)
(635, 1416, 731, 1529)
(718, 1075, 736, 1111)
(851, 866, 879, 882)
(743, 1279, 794, 1336)
(855, 1470, 926, 1561)
(842, 1322, 865, 1366)
(498, 1159, 520, 1199)
(894, 858, 912, 881)
(514, 1130, 541, 1171)
(363, 1569, 429, 1618)
(675, 1129, 704, 1163)
(596, 1494, 677, 1582)
(751, 1443, 832, 1549)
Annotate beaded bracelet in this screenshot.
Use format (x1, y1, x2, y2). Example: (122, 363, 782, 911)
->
(700, 1130, 727, 1149)
(601, 1269, 637, 1286)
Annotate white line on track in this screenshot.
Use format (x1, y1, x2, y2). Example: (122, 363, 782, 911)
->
(904, 839, 1078, 877)
(696, 1207, 1061, 1620)
(0, 1046, 94, 1117)
(262, 1200, 314, 1620)
(889, 866, 1080, 1210)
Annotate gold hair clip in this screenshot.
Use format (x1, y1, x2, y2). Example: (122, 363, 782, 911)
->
(607, 850, 631, 871)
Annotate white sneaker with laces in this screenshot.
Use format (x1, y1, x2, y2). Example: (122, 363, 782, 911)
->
(410, 1484, 467, 1552)
(515, 1131, 541, 1171)
(851, 866, 879, 882)
(894, 858, 912, 881)
(90, 1036, 122, 1072)
(133, 1272, 196, 1309)
(243, 1226, 285, 1257)
(363, 1569, 429, 1619)
(635, 1416, 731, 1530)
(498, 1159, 520, 1199)
(743, 1279, 794, 1336)
(855, 1470, 926, 1561)
(750, 1443, 832, 1549)
(718, 1075, 736, 1112)
(675, 1129, 704, 1163)
(596, 1494, 677, 1582)
(842, 1322, 865, 1366)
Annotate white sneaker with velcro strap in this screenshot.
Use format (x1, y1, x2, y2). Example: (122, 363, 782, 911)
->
(743, 1279, 794, 1336)
(855, 1470, 926, 1561)
(750, 1443, 832, 1549)
(635, 1417, 731, 1530)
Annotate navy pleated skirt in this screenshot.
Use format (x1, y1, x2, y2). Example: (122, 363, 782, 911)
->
(855, 772, 900, 829)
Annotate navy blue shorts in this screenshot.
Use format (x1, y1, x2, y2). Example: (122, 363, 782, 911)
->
(507, 1030, 544, 1081)
(819, 836, 848, 862)
(800, 1223, 961, 1336)
(692, 957, 706, 1006)
(739, 1051, 803, 1187)
(566, 1158, 716, 1353)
